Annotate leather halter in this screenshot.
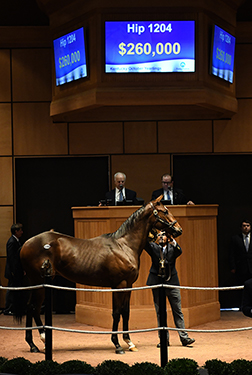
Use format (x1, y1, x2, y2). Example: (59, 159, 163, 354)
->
(150, 202, 177, 230)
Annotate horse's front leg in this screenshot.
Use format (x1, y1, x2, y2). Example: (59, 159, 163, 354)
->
(122, 290, 138, 352)
(111, 291, 125, 354)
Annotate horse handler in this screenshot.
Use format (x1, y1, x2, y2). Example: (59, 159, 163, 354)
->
(145, 231, 195, 347)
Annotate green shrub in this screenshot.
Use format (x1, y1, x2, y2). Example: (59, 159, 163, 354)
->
(95, 360, 130, 375)
(0, 357, 33, 375)
(30, 360, 60, 375)
(129, 361, 165, 375)
(204, 359, 231, 375)
(59, 360, 95, 374)
(230, 359, 252, 374)
(164, 358, 198, 375)
(0, 357, 8, 367)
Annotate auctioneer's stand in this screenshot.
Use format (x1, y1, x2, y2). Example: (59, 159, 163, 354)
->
(72, 205, 220, 329)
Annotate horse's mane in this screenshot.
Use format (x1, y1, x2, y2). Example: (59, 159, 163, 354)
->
(103, 204, 147, 239)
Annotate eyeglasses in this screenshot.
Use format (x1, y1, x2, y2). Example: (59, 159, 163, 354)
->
(161, 181, 171, 184)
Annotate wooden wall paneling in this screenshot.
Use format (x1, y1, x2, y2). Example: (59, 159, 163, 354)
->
(0, 50, 11, 102)
(0, 27, 51, 48)
(74, 219, 109, 240)
(0, 104, 12, 155)
(12, 49, 52, 102)
(124, 121, 157, 154)
(0, 157, 13, 205)
(111, 154, 171, 203)
(0, 206, 13, 256)
(214, 99, 252, 153)
(158, 120, 213, 153)
(236, 21, 252, 44)
(13, 103, 68, 155)
(236, 44, 252, 98)
(69, 122, 123, 154)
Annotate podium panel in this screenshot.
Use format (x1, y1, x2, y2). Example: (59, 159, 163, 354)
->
(72, 205, 220, 329)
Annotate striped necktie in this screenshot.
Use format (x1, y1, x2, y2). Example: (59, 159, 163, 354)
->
(119, 190, 123, 201)
(245, 235, 249, 251)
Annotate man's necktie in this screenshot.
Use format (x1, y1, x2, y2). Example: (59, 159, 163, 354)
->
(245, 235, 249, 251)
(119, 190, 123, 201)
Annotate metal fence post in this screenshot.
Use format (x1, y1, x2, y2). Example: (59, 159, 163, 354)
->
(159, 281, 168, 367)
(44, 274, 53, 361)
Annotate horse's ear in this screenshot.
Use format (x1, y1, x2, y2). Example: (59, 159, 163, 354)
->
(152, 195, 163, 205)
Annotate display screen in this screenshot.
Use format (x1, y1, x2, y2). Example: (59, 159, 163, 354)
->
(53, 27, 87, 86)
(105, 21, 195, 73)
(210, 25, 236, 83)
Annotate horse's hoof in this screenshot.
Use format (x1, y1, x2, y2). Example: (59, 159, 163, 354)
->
(129, 346, 138, 352)
(115, 347, 125, 354)
(40, 332, 45, 343)
(30, 346, 40, 353)
(123, 338, 138, 352)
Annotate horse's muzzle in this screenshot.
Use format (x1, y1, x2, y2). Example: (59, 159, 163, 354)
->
(172, 227, 183, 238)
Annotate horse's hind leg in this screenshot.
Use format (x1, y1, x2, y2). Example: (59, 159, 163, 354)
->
(26, 288, 45, 353)
(111, 289, 138, 353)
(33, 288, 46, 344)
(122, 291, 138, 352)
(26, 303, 40, 353)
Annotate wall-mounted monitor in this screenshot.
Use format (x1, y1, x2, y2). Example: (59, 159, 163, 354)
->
(105, 21, 195, 73)
(53, 27, 87, 86)
(210, 25, 236, 83)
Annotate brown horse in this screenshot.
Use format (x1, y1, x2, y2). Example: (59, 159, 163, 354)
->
(16, 196, 182, 354)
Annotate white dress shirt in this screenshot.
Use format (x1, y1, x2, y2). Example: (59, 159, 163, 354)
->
(115, 187, 125, 203)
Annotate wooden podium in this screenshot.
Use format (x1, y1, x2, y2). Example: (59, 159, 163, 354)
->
(72, 205, 220, 329)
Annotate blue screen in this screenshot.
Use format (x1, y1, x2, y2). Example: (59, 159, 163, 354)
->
(211, 25, 236, 83)
(53, 27, 87, 86)
(105, 21, 195, 73)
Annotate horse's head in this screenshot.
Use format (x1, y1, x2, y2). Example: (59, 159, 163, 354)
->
(149, 195, 183, 238)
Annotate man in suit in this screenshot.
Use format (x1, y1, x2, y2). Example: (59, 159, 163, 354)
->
(145, 231, 195, 347)
(241, 278, 252, 318)
(105, 172, 137, 205)
(151, 173, 194, 205)
(3, 223, 23, 315)
(229, 220, 252, 286)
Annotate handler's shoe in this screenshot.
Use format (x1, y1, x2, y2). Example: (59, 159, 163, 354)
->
(181, 337, 195, 346)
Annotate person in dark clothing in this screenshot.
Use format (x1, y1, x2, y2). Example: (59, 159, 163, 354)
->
(104, 172, 137, 205)
(151, 173, 194, 205)
(229, 220, 252, 286)
(242, 278, 252, 318)
(3, 223, 23, 315)
(145, 230, 195, 347)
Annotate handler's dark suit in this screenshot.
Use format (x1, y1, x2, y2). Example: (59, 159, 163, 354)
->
(229, 233, 252, 285)
(151, 187, 187, 204)
(4, 235, 22, 311)
(242, 278, 252, 318)
(105, 188, 137, 206)
(145, 240, 190, 344)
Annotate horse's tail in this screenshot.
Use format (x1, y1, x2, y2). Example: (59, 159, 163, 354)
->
(12, 247, 30, 323)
